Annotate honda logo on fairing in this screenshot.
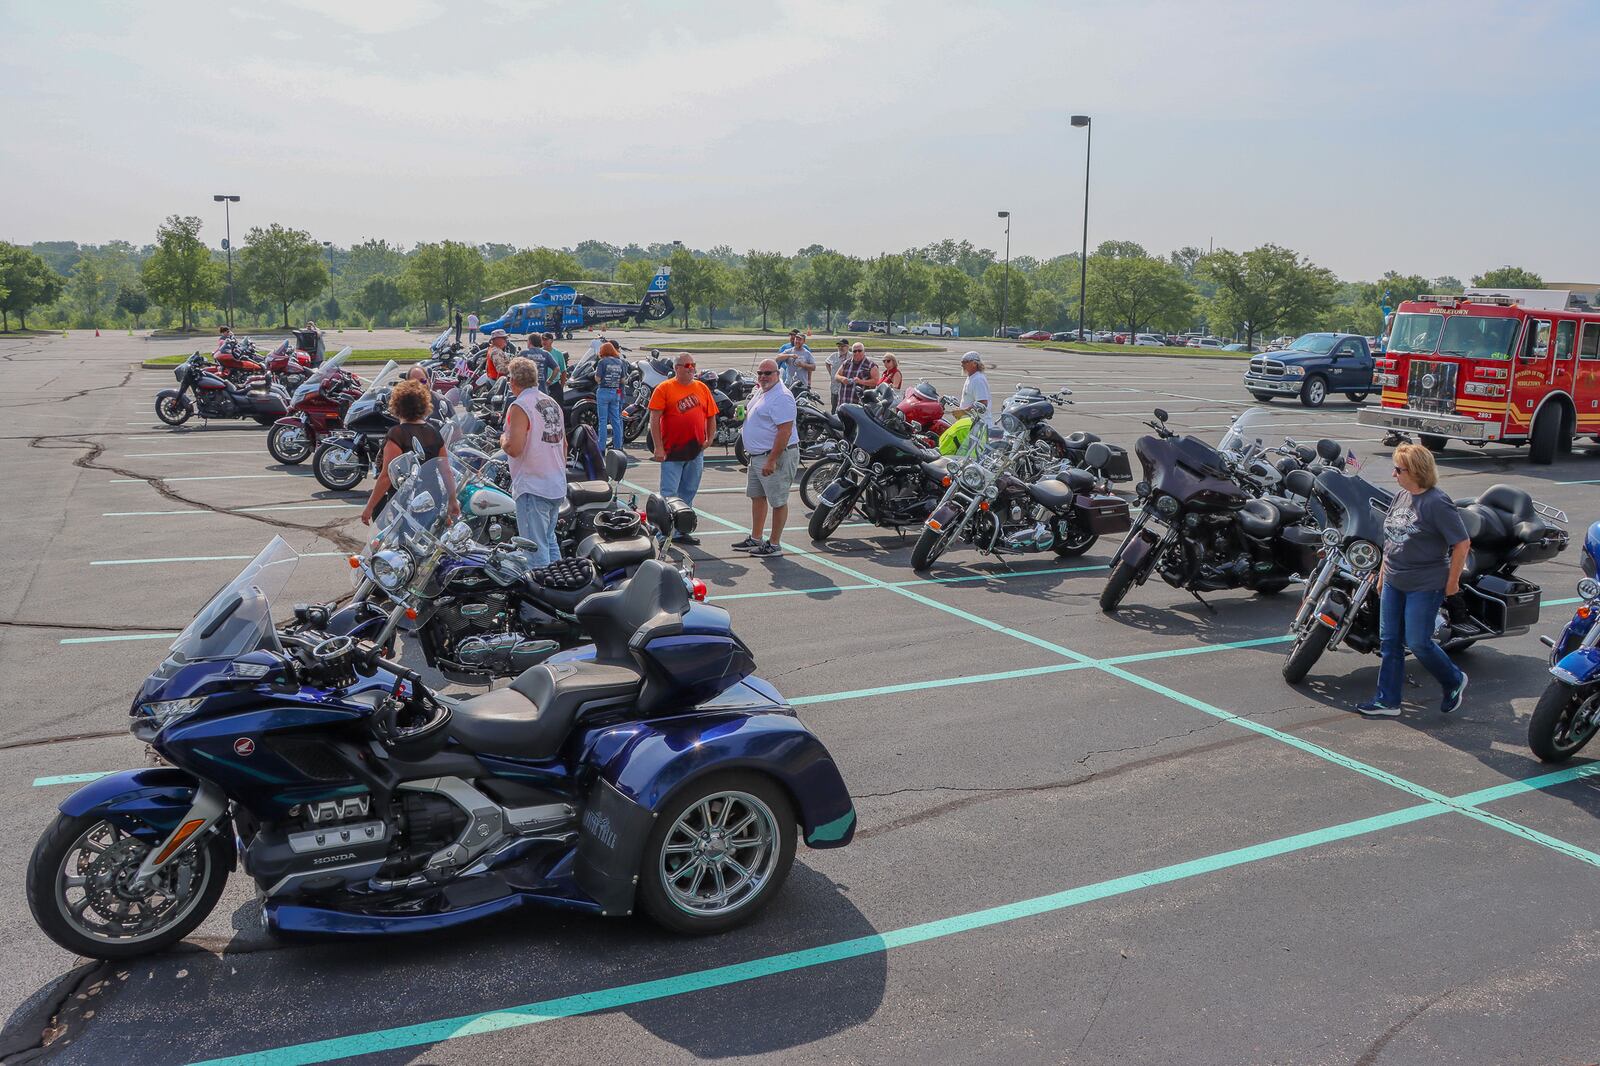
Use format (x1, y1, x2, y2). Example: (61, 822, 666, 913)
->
(311, 852, 357, 866)
(233, 737, 255, 757)
(583, 810, 618, 849)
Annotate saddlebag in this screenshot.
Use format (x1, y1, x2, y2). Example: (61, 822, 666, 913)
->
(1471, 574, 1542, 634)
(1089, 443, 1134, 483)
(1075, 493, 1132, 535)
(646, 493, 698, 535)
(1280, 524, 1323, 576)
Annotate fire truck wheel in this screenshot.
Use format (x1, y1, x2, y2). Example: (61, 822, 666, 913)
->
(1298, 375, 1328, 408)
(1528, 408, 1561, 465)
(1419, 434, 1447, 452)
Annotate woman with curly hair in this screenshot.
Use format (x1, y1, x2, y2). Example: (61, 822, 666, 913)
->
(360, 376, 459, 525)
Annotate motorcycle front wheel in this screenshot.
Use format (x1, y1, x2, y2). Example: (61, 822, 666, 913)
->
(911, 520, 959, 571)
(312, 441, 365, 491)
(1281, 621, 1335, 684)
(734, 437, 749, 468)
(266, 423, 311, 464)
(27, 812, 230, 960)
(807, 485, 860, 542)
(155, 391, 193, 427)
(623, 405, 649, 444)
(799, 457, 844, 510)
(1528, 681, 1600, 763)
(1099, 561, 1139, 613)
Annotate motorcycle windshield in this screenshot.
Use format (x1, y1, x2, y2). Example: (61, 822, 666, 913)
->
(290, 346, 354, 405)
(165, 537, 297, 665)
(353, 360, 402, 407)
(429, 329, 452, 354)
(1315, 469, 1390, 543)
(1217, 409, 1279, 463)
(359, 455, 459, 576)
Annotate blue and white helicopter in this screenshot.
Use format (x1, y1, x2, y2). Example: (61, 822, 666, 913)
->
(478, 266, 672, 338)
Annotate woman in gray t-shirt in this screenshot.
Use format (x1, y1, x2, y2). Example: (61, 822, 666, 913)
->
(1358, 443, 1471, 717)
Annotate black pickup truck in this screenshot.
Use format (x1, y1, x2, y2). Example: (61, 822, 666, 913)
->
(1242, 333, 1374, 407)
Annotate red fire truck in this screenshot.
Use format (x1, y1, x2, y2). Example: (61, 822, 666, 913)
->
(1357, 292, 1600, 463)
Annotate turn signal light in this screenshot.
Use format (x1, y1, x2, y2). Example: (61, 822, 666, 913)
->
(927, 519, 943, 531)
(978, 500, 990, 511)
(405, 607, 418, 620)
(942, 476, 952, 487)
(1580, 605, 1593, 620)
(153, 818, 207, 865)
(348, 556, 360, 568)
(691, 578, 708, 602)
(1317, 613, 1338, 626)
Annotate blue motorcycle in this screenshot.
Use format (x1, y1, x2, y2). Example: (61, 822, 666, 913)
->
(25, 538, 855, 959)
(1532, 520, 1600, 762)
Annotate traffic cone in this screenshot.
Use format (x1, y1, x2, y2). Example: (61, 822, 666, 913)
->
(95, 328, 100, 336)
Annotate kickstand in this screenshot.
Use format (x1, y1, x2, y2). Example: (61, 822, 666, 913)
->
(1187, 587, 1217, 614)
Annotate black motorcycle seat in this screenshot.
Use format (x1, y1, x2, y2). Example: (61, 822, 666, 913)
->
(1238, 498, 1285, 538)
(920, 458, 951, 483)
(1061, 467, 1096, 492)
(577, 560, 689, 666)
(1026, 479, 1075, 511)
(1462, 484, 1544, 551)
(1262, 495, 1307, 526)
(448, 661, 640, 760)
(1063, 431, 1101, 449)
(916, 446, 942, 463)
(566, 480, 612, 506)
(586, 534, 655, 573)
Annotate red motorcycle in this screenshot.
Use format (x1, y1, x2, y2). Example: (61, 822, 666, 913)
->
(266, 347, 363, 465)
(264, 338, 315, 391)
(898, 381, 954, 445)
(211, 338, 265, 385)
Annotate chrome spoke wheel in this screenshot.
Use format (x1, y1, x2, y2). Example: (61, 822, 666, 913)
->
(54, 820, 212, 947)
(659, 791, 779, 917)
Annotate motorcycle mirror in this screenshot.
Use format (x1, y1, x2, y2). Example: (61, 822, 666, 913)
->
(408, 490, 437, 515)
(388, 454, 417, 483)
(1153, 408, 1169, 422)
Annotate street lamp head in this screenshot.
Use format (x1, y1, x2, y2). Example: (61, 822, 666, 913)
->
(322, 240, 331, 248)
(997, 210, 1010, 219)
(213, 194, 240, 202)
(1071, 115, 1090, 127)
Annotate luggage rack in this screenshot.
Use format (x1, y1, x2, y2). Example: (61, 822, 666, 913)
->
(1534, 500, 1568, 525)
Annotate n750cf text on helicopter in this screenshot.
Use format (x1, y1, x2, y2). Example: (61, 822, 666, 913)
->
(477, 267, 673, 339)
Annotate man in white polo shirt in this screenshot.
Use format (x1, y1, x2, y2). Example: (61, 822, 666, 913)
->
(732, 358, 799, 558)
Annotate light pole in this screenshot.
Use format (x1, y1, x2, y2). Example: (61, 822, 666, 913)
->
(1071, 115, 1091, 341)
(321, 241, 334, 319)
(997, 211, 1011, 337)
(213, 194, 240, 329)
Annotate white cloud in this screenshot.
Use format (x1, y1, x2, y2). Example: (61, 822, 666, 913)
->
(278, 0, 444, 34)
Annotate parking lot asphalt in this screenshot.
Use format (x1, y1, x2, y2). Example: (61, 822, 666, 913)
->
(3, 330, 1600, 1064)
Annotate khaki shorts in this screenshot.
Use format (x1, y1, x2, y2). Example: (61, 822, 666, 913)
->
(746, 444, 800, 506)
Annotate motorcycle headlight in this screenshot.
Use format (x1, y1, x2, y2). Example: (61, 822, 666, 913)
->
(1346, 540, 1380, 572)
(1578, 577, 1600, 601)
(1001, 412, 1024, 436)
(141, 697, 204, 727)
(1282, 365, 1305, 377)
(1321, 526, 1341, 548)
(957, 465, 986, 491)
(370, 548, 414, 591)
(1155, 495, 1180, 517)
(852, 447, 870, 466)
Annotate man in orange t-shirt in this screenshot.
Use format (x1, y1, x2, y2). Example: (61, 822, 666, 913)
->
(647, 352, 717, 542)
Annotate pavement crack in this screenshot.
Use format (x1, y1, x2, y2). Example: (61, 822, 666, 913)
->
(0, 619, 181, 633)
(2, 366, 135, 411)
(1354, 988, 1452, 1066)
(0, 961, 115, 1063)
(26, 434, 364, 552)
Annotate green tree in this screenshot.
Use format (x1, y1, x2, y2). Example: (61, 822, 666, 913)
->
(1095, 239, 1149, 260)
(65, 250, 121, 327)
(1471, 265, 1544, 290)
(404, 241, 487, 323)
(343, 239, 406, 288)
(140, 216, 220, 331)
(323, 295, 341, 327)
(115, 285, 150, 329)
(1198, 244, 1336, 349)
(0, 243, 66, 331)
(1169, 246, 1205, 280)
(613, 258, 658, 296)
(662, 248, 715, 330)
(922, 265, 970, 329)
(797, 251, 862, 331)
(355, 276, 405, 326)
(738, 250, 793, 331)
(856, 254, 928, 334)
(1432, 275, 1464, 294)
(968, 263, 1032, 332)
(1086, 255, 1195, 336)
(238, 223, 328, 328)
(702, 261, 736, 328)
(911, 238, 996, 278)
(574, 240, 622, 274)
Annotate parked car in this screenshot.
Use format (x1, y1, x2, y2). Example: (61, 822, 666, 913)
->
(1091, 330, 1116, 343)
(997, 326, 1024, 339)
(910, 322, 957, 337)
(1165, 335, 1188, 347)
(869, 321, 909, 335)
(1191, 337, 1225, 349)
(1132, 334, 1166, 347)
(1018, 329, 1053, 341)
(1050, 331, 1079, 342)
(1221, 343, 1258, 352)
(1242, 331, 1374, 407)
(846, 319, 871, 332)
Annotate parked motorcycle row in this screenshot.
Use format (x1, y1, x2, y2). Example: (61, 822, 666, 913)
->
(32, 340, 1597, 963)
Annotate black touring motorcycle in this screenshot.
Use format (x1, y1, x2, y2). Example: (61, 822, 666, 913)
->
(155, 353, 290, 428)
(1100, 408, 1323, 613)
(1282, 474, 1568, 682)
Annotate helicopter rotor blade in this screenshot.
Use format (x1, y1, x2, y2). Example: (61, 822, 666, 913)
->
(480, 284, 543, 303)
(553, 279, 634, 288)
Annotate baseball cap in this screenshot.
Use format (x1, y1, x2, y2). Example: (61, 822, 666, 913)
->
(490, 328, 508, 338)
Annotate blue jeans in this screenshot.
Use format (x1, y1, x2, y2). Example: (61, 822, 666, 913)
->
(659, 453, 703, 506)
(515, 493, 562, 564)
(1376, 582, 1463, 706)
(596, 391, 625, 453)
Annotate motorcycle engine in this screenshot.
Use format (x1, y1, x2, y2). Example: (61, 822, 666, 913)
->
(435, 594, 509, 649)
(380, 792, 469, 878)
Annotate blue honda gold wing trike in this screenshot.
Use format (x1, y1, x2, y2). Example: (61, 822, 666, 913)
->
(26, 538, 855, 959)
(1532, 520, 1600, 762)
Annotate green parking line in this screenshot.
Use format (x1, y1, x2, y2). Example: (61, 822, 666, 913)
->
(188, 761, 1600, 1066)
(32, 771, 115, 787)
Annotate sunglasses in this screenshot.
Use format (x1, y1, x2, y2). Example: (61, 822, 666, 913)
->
(678, 362, 696, 369)
(1392, 466, 1405, 474)
(756, 369, 778, 376)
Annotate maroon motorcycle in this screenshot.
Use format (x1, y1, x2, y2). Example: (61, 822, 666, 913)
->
(266, 347, 363, 465)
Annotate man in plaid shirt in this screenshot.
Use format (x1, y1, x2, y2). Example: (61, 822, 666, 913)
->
(834, 341, 882, 405)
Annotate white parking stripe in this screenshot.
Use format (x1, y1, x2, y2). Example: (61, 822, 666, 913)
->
(123, 450, 266, 457)
(91, 551, 347, 566)
(106, 474, 296, 484)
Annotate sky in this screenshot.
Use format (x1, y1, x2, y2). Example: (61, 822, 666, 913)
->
(5, 0, 1600, 282)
